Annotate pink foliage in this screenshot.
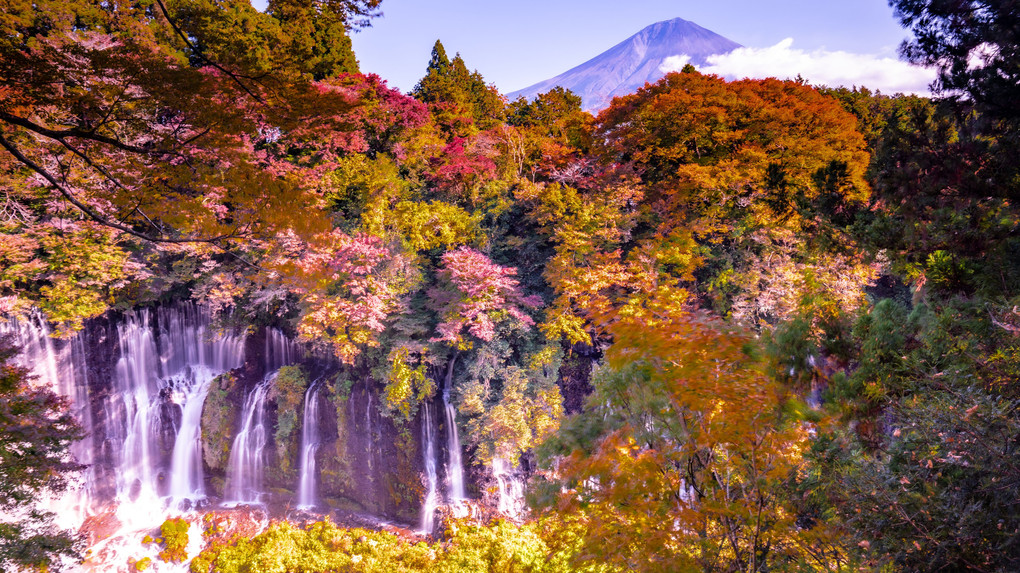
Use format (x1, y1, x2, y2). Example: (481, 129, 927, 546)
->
(430, 247, 542, 344)
(295, 231, 400, 362)
(428, 137, 498, 194)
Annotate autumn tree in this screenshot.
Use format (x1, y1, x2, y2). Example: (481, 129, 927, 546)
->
(429, 246, 541, 347)
(534, 302, 839, 572)
(594, 72, 874, 325)
(0, 0, 429, 331)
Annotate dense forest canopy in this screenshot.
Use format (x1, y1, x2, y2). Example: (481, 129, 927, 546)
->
(1, 0, 1019, 571)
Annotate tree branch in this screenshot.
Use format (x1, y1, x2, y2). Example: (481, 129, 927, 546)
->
(152, 0, 267, 104)
(0, 111, 161, 155)
(0, 131, 237, 245)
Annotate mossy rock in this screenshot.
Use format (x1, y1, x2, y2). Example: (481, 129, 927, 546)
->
(201, 372, 238, 473)
(271, 365, 308, 484)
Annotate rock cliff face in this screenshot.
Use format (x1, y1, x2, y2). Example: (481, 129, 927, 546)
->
(508, 17, 741, 112)
(8, 304, 426, 524)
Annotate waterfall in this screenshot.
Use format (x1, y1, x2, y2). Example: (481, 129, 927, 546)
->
(0, 314, 95, 527)
(419, 401, 439, 534)
(265, 327, 298, 372)
(112, 311, 162, 510)
(365, 390, 374, 471)
(164, 307, 246, 508)
(492, 457, 525, 519)
(106, 305, 246, 512)
(223, 373, 274, 505)
(443, 389, 466, 502)
(296, 383, 321, 509)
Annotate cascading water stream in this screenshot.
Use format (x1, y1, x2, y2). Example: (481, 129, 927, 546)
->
(112, 311, 162, 512)
(365, 390, 374, 471)
(419, 401, 439, 534)
(108, 305, 246, 514)
(492, 457, 525, 519)
(0, 314, 95, 528)
(163, 306, 246, 508)
(223, 373, 274, 506)
(265, 327, 299, 372)
(443, 389, 466, 502)
(296, 383, 321, 509)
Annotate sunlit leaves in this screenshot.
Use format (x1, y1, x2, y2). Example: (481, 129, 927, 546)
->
(293, 231, 404, 363)
(537, 303, 830, 572)
(429, 246, 541, 348)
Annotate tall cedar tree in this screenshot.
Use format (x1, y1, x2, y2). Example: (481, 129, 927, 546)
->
(412, 40, 505, 132)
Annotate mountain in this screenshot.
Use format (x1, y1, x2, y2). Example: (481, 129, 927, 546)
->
(508, 18, 741, 113)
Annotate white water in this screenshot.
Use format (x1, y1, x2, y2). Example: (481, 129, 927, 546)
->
(0, 314, 95, 528)
(296, 383, 321, 509)
(492, 457, 525, 519)
(365, 390, 374, 471)
(223, 373, 274, 505)
(443, 389, 466, 502)
(265, 327, 299, 372)
(112, 311, 162, 510)
(164, 308, 246, 508)
(109, 305, 246, 513)
(419, 401, 440, 534)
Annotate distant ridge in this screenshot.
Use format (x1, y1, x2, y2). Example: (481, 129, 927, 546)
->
(508, 18, 741, 112)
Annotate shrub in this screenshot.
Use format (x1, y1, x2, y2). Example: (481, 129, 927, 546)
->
(158, 517, 190, 563)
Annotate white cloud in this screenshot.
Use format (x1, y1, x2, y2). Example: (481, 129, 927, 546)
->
(686, 38, 937, 95)
(659, 54, 691, 74)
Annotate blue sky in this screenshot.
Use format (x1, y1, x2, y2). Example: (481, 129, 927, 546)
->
(345, 0, 928, 94)
(253, 0, 933, 94)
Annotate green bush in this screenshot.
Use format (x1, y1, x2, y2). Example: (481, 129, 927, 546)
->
(190, 518, 583, 573)
(158, 517, 190, 563)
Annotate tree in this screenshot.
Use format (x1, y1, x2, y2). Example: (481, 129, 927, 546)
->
(412, 41, 506, 133)
(0, 335, 84, 571)
(594, 72, 874, 326)
(268, 0, 362, 79)
(429, 246, 540, 347)
(534, 303, 839, 572)
(290, 231, 406, 363)
(0, 0, 426, 330)
(891, 0, 1020, 122)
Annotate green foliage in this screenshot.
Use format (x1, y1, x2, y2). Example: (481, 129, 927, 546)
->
(158, 517, 190, 563)
(507, 87, 592, 152)
(191, 518, 580, 573)
(381, 346, 433, 422)
(816, 387, 1020, 572)
(267, 0, 361, 80)
(0, 225, 143, 336)
(392, 201, 482, 254)
(459, 340, 564, 464)
(412, 40, 506, 133)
